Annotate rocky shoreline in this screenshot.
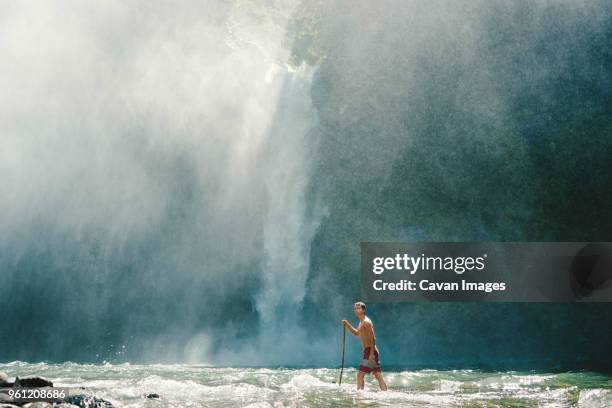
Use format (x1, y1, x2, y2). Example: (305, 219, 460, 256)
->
(0, 372, 114, 408)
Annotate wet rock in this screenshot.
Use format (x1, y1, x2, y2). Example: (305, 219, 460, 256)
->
(0, 374, 111, 408)
(22, 403, 53, 408)
(64, 394, 113, 408)
(0, 390, 12, 404)
(14, 377, 53, 388)
(0, 372, 9, 387)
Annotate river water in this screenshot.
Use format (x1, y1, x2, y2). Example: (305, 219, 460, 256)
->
(2, 362, 611, 407)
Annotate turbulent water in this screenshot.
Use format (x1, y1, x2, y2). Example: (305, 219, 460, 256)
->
(2, 362, 612, 407)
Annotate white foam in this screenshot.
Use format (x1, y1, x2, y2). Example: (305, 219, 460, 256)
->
(578, 388, 612, 408)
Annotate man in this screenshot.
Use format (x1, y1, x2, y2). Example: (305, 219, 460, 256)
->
(342, 301, 388, 391)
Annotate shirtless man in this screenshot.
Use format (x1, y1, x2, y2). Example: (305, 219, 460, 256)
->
(342, 301, 388, 391)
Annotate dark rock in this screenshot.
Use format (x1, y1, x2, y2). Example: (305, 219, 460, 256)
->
(0, 372, 10, 387)
(13, 377, 53, 388)
(64, 394, 113, 408)
(145, 393, 160, 399)
(1, 374, 111, 408)
(0, 390, 12, 404)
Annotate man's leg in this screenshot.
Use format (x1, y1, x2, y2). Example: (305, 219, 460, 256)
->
(373, 371, 387, 391)
(357, 371, 365, 390)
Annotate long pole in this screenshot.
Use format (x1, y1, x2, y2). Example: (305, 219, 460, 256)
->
(339, 325, 346, 386)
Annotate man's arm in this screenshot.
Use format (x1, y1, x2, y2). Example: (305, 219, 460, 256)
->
(341, 319, 359, 336)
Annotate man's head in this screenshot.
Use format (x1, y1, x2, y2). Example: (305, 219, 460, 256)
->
(354, 301, 366, 317)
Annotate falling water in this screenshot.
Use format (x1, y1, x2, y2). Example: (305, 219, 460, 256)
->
(0, 0, 320, 365)
(258, 66, 318, 326)
(214, 1, 322, 365)
(217, 1, 321, 362)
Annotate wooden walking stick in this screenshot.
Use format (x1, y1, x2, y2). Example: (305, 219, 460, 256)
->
(339, 324, 346, 386)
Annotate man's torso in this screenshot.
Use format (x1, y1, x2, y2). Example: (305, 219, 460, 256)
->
(358, 316, 376, 349)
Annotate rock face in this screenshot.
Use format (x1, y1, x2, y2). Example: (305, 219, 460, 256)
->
(14, 377, 53, 388)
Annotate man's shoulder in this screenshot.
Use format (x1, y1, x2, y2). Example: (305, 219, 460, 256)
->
(363, 316, 373, 326)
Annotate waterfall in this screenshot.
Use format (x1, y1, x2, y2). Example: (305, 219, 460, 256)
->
(226, 3, 319, 332)
(0, 0, 321, 364)
(213, 1, 322, 364)
(258, 66, 318, 328)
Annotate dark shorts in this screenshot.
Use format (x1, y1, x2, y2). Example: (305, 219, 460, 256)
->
(358, 347, 382, 373)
